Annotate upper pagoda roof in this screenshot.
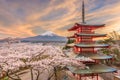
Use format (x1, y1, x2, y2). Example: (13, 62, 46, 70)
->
(68, 23, 105, 31)
(80, 23, 105, 27)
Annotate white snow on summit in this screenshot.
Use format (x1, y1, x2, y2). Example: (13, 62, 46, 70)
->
(41, 31, 56, 36)
(21, 31, 68, 42)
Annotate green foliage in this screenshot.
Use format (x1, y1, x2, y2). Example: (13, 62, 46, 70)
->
(100, 48, 111, 55)
(112, 48, 120, 55)
(107, 31, 120, 40)
(98, 38, 115, 44)
(63, 39, 75, 50)
(67, 39, 74, 44)
(99, 31, 120, 65)
(2, 76, 9, 80)
(111, 48, 120, 61)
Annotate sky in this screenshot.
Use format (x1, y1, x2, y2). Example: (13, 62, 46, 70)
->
(0, 0, 120, 38)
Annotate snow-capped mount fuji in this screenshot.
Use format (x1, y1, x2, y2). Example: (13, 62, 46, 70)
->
(41, 31, 58, 36)
(21, 31, 68, 43)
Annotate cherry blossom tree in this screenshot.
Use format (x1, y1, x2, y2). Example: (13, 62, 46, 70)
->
(0, 43, 91, 80)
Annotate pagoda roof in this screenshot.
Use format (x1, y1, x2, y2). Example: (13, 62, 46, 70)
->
(80, 23, 105, 27)
(66, 43, 109, 48)
(64, 52, 112, 60)
(75, 44, 109, 48)
(68, 64, 117, 74)
(68, 23, 105, 31)
(76, 33, 106, 37)
(76, 53, 112, 60)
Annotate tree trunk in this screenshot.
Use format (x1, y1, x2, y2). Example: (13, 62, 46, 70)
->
(36, 70, 40, 80)
(47, 72, 54, 80)
(54, 67, 57, 80)
(7, 71, 21, 80)
(30, 68, 34, 80)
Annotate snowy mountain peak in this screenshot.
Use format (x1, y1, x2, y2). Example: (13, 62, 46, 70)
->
(41, 31, 57, 36)
(21, 31, 68, 42)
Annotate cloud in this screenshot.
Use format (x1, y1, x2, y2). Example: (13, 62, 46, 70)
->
(0, 0, 120, 38)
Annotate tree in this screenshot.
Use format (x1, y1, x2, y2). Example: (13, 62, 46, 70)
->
(0, 43, 87, 80)
(63, 39, 75, 49)
(107, 31, 120, 40)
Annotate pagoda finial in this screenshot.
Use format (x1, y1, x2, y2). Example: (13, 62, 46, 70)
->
(82, 0, 85, 24)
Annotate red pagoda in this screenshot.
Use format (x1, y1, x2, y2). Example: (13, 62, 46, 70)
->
(67, 1, 117, 80)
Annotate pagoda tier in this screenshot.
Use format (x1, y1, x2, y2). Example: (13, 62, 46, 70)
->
(67, 43, 109, 53)
(67, 43, 109, 48)
(76, 53, 112, 60)
(75, 44, 109, 48)
(68, 64, 116, 75)
(68, 23, 105, 31)
(76, 33, 106, 37)
(68, 33, 106, 39)
(69, 34, 106, 43)
(65, 52, 112, 62)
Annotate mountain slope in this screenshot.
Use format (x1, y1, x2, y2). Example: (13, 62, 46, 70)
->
(21, 31, 68, 42)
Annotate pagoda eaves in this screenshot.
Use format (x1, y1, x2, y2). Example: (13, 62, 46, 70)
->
(67, 43, 109, 48)
(68, 23, 105, 31)
(77, 33, 106, 37)
(75, 44, 109, 48)
(68, 64, 116, 75)
(77, 53, 112, 60)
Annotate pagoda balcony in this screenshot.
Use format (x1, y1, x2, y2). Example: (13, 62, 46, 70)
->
(74, 47, 97, 53)
(71, 38, 94, 43)
(74, 32, 105, 37)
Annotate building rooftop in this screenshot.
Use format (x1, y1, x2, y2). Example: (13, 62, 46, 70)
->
(68, 64, 117, 75)
(68, 23, 105, 31)
(75, 44, 109, 48)
(77, 33, 106, 37)
(76, 53, 112, 60)
(67, 43, 109, 48)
